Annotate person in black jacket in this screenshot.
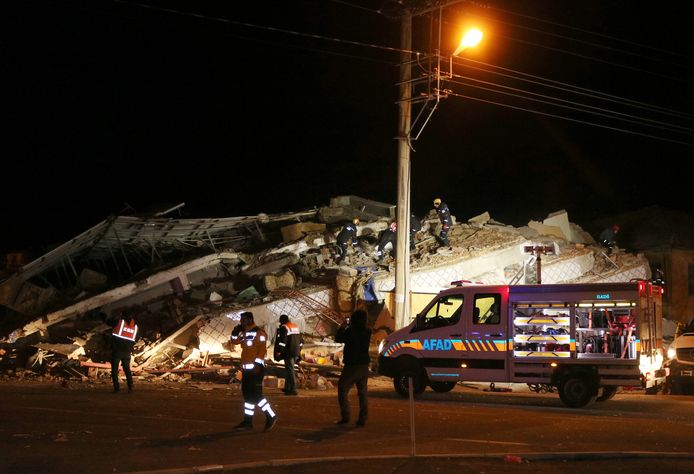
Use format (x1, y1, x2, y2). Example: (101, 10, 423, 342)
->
(336, 218, 359, 264)
(433, 198, 452, 247)
(335, 309, 372, 427)
(376, 215, 423, 260)
(274, 314, 303, 396)
(375, 222, 397, 261)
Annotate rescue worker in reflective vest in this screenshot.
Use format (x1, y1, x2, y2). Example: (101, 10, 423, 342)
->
(274, 314, 303, 396)
(109, 312, 138, 393)
(230, 311, 277, 431)
(336, 218, 359, 264)
(433, 198, 452, 247)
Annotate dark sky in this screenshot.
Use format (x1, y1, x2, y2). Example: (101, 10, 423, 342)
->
(3, 0, 694, 253)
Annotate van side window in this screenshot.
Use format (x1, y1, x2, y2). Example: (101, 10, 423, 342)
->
(473, 294, 501, 325)
(416, 294, 464, 331)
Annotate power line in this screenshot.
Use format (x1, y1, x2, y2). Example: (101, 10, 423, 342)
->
(453, 56, 694, 120)
(499, 34, 694, 85)
(446, 73, 694, 135)
(111, 0, 412, 55)
(456, 10, 694, 73)
(445, 90, 694, 148)
(459, 0, 694, 62)
(445, 76, 694, 138)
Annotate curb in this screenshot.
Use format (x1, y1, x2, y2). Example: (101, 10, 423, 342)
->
(125, 451, 694, 473)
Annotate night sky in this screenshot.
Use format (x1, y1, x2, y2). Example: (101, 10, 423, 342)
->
(3, 0, 694, 254)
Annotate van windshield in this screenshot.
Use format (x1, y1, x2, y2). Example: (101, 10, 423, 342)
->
(416, 294, 464, 331)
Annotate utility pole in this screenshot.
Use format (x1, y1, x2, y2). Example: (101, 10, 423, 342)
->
(394, 9, 412, 330)
(393, 1, 466, 329)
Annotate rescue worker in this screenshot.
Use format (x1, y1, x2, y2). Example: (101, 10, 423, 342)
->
(335, 309, 372, 427)
(336, 217, 359, 264)
(433, 198, 452, 247)
(599, 224, 620, 254)
(230, 311, 277, 431)
(109, 311, 138, 393)
(376, 214, 422, 260)
(375, 222, 397, 261)
(274, 314, 302, 396)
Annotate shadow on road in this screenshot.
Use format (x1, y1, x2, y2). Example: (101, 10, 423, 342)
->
(137, 430, 254, 448)
(293, 424, 360, 443)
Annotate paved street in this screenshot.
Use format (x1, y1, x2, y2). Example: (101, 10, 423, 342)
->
(2, 377, 694, 473)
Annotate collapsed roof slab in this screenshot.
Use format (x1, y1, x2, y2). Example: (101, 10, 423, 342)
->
(539, 248, 595, 283)
(8, 251, 242, 340)
(0, 210, 318, 315)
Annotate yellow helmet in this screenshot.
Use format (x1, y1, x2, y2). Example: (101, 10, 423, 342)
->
(353, 218, 360, 225)
(433, 198, 442, 206)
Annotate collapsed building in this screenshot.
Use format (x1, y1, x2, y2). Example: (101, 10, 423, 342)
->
(0, 197, 652, 388)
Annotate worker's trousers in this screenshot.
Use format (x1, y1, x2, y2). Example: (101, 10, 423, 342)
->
(111, 351, 133, 391)
(241, 366, 274, 424)
(337, 364, 369, 423)
(283, 357, 298, 393)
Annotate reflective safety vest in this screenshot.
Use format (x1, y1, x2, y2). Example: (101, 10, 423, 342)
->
(231, 324, 268, 368)
(113, 319, 138, 342)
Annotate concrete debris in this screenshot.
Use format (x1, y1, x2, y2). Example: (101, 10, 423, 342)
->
(0, 198, 653, 390)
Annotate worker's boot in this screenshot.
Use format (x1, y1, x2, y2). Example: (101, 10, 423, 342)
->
(264, 414, 277, 432)
(234, 415, 253, 431)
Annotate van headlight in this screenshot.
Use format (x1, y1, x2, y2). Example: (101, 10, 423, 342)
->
(667, 347, 676, 359)
(378, 339, 386, 354)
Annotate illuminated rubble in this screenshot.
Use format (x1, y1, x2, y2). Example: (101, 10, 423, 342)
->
(0, 197, 651, 387)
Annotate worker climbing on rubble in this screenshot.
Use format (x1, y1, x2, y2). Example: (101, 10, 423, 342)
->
(108, 310, 138, 394)
(375, 222, 397, 261)
(599, 224, 620, 254)
(376, 214, 422, 260)
(230, 311, 277, 431)
(336, 217, 359, 264)
(335, 309, 372, 427)
(433, 198, 452, 247)
(274, 314, 302, 396)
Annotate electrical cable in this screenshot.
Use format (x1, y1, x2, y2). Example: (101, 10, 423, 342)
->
(445, 73, 694, 135)
(445, 90, 694, 147)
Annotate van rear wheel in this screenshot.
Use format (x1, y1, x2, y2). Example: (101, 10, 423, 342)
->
(558, 375, 597, 408)
(430, 381, 456, 393)
(393, 368, 427, 397)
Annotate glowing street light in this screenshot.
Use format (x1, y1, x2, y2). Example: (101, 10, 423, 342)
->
(448, 28, 483, 77)
(453, 28, 483, 56)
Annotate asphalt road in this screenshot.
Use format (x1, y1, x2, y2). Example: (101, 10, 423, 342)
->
(2, 377, 694, 473)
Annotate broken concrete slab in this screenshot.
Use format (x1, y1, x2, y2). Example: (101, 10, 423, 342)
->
(528, 219, 567, 240)
(543, 210, 574, 242)
(468, 211, 491, 226)
(280, 222, 326, 242)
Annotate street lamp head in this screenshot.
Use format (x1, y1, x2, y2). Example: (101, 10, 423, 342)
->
(453, 28, 483, 56)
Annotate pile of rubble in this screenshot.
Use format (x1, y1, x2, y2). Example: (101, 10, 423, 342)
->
(0, 196, 651, 387)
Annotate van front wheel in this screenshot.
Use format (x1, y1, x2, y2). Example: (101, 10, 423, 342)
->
(430, 381, 456, 393)
(394, 368, 427, 397)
